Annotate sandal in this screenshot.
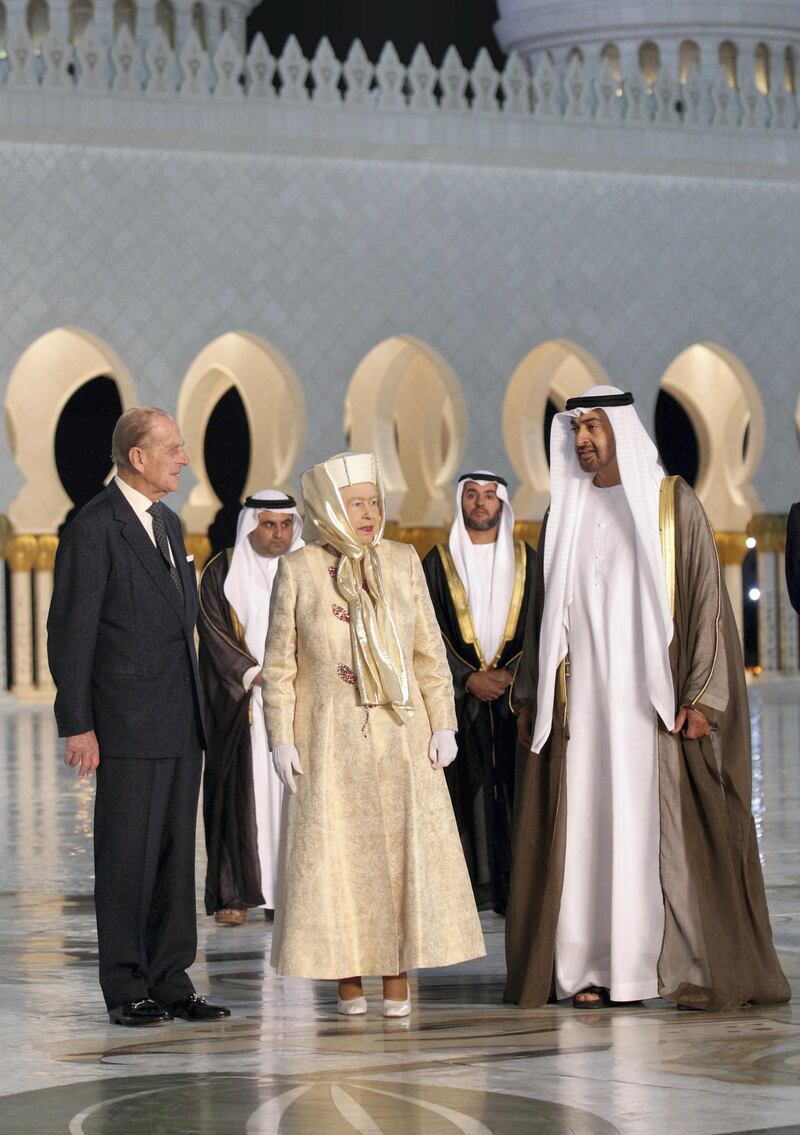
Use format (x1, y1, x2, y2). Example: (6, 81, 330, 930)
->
(572, 986, 611, 1009)
(214, 908, 247, 926)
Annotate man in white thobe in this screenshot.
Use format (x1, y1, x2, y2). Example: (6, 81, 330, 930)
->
(198, 490, 304, 925)
(515, 387, 706, 1006)
(506, 387, 789, 1011)
(422, 473, 535, 914)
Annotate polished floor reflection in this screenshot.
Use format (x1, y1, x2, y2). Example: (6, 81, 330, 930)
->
(0, 679, 798, 1134)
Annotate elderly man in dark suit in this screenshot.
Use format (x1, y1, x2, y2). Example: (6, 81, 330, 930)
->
(47, 407, 230, 1027)
(787, 503, 800, 615)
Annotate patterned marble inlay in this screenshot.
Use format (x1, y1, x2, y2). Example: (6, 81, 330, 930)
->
(0, 686, 798, 1134)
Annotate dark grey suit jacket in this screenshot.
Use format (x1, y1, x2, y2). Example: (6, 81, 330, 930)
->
(47, 480, 206, 758)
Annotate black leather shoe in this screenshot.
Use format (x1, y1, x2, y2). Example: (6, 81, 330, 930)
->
(109, 998, 171, 1027)
(168, 995, 231, 1021)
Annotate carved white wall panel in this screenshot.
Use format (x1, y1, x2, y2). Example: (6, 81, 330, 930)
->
(245, 33, 275, 99)
(408, 44, 435, 112)
(2, 106, 800, 520)
(342, 40, 374, 107)
(470, 48, 499, 115)
(278, 34, 309, 103)
(213, 31, 244, 99)
(310, 37, 341, 107)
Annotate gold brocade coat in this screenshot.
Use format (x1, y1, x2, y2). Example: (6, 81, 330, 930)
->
(262, 539, 486, 978)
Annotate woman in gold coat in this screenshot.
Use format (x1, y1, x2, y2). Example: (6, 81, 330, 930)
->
(262, 452, 485, 1016)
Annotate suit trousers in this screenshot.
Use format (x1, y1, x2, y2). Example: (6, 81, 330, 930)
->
(94, 748, 202, 1010)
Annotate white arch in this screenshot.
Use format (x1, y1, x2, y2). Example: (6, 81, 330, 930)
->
(176, 331, 306, 534)
(5, 327, 136, 534)
(659, 342, 764, 529)
(502, 339, 610, 519)
(345, 335, 466, 527)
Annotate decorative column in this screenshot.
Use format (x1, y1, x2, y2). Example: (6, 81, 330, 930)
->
(658, 40, 680, 83)
(175, 1, 194, 50)
(184, 534, 212, 584)
(714, 531, 749, 646)
(34, 535, 58, 698)
(748, 515, 787, 673)
(5, 535, 38, 700)
(756, 512, 799, 672)
(0, 516, 12, 700)
(778, 565, 799, 671)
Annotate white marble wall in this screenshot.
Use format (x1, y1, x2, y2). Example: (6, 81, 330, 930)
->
(1, 134, 799, 514)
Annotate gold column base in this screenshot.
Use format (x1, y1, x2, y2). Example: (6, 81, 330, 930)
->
(747, 514, 789, 555)
(714, 531, 750, 566)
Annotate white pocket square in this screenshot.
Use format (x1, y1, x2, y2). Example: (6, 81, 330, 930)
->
(186, 554, 195, 563)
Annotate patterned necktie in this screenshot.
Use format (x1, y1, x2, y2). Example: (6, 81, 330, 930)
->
(147, 502, 184, 599)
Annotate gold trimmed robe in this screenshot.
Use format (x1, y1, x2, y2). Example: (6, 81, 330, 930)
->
(505, 477, 790, 1010)
(198, 550, 265, 914)
(422, 539, 536, 915)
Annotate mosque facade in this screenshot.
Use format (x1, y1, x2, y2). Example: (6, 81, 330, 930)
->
(1, 0, 799, 696)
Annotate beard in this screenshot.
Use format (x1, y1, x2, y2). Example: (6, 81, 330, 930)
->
(463, 504, 502, 532)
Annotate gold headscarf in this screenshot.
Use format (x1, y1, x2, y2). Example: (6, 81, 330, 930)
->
(300, 453, 412, 724)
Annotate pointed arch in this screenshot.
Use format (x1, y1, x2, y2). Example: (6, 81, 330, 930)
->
(639, 40, 660, 86)
(600, 42, 621, 82)
(192, 1, 207, 50)
(26, 0, 49, 45)
(5, 327, 136, 533)
(679, 40, 700, 83)
(719, 40, 738, 88)
(113, 0, 136, 36)
(502, 339, 610, 519)
(345, 335, 466, 527)
(658, 342, 764, 529)
(155, 0, 175, 48)
(755, 42, 771, 93)
(69, 0, 93, 44)
(176, 331, 306, 534)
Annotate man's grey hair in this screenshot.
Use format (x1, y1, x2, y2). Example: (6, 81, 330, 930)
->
(111, 407, 173, 471)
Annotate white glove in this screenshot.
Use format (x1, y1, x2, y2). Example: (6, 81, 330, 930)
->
(428, 730, 458, 770)
(272, 743, 304, 793)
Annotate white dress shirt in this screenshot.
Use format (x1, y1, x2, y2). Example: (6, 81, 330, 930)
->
(114, 475, 175, 565)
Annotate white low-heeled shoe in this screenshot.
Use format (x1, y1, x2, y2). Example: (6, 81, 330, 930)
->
(382, 997, 411, 1018)
(337, 995, 367, 1016)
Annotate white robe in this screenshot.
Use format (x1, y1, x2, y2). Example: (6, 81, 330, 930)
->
(554, 484, 664, 1002)
(244, 685, 279, 908)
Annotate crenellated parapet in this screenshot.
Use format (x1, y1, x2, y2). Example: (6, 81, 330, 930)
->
(1, 11, 800, 149)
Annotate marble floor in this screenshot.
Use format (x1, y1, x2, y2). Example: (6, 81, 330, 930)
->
(0, 680, 798, 1135)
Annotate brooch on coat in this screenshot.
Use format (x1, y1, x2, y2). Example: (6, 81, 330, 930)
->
(337, 664, 357, 686)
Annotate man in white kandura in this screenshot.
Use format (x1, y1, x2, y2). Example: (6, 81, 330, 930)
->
(198, 490, 304, 926)
(422, 472, 535, 916)
(506, 385, 789, 1012)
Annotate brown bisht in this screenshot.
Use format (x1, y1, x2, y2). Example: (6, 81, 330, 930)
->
(198, 550, 265, 915)
(505, 477, 790, 1010)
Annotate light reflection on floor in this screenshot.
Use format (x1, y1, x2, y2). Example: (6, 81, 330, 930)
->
(0, 679, 798, 1134)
